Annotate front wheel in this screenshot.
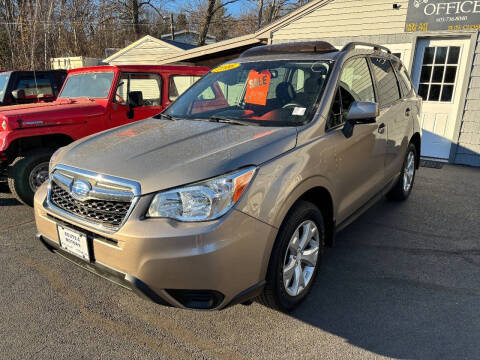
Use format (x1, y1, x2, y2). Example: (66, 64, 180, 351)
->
(8, 149, 53, 206)
(257, 201, 325, 312)
(386, 143, 417, 201)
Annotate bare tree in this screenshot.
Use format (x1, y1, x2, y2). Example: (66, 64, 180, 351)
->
(197, 0, 238, 46)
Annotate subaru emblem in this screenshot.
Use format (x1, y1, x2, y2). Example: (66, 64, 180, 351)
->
(71, 180, 91, 201)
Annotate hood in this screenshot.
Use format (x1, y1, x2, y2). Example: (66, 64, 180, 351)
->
(0, 99, 105, 130)
(56, 118, 297, 194)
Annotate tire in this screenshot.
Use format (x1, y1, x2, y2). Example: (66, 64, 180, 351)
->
(386, 142, 417, 201)
(257, 200, 325, 312)
(7, 148, 53, 206)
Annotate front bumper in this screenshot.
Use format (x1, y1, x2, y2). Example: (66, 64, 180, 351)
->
(34, 182, 277, 310)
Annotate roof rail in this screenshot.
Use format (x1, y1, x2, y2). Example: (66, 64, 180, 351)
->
(341, 42, 391, 54)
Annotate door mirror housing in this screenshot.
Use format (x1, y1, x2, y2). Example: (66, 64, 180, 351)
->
(128, 91, 143, 108)
(342, 101, 379, 138)
(346, 101, 378, 123)
(11, 89, 26, 100)
(127, 91, 143, 119)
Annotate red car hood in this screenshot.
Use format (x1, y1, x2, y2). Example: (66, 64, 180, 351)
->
(0, 99, 105, 130)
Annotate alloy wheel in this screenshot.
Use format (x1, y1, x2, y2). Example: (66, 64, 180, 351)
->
(403, 151, 415, 193)
(282, 220, 320, 297)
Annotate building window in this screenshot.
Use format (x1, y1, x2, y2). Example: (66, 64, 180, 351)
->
(417, 46, 459, 102)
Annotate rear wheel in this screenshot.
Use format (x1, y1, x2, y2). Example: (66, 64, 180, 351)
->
(257, 201, 325, 312)
(8, 149, 53, 206)
(386, 142, 417, 201)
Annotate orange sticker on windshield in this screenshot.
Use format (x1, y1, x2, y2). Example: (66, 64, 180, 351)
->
(245, 70, 271, 106)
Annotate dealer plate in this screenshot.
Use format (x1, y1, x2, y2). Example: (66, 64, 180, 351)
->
(58, 225, 90, 261)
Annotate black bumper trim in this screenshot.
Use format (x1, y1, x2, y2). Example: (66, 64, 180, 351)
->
(36, 233, 171, 307)
(226, 280, 266, 307)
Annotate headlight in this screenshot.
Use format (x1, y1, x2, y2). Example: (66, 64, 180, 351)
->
(147, 167, 256, 221)
(49, 147, 62, 173)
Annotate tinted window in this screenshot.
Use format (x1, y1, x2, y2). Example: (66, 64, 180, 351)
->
(370, 57, 401, 107)
(115, 73, 162, 106)
(15, 75, 53, 98)
(391, 59, 413, 97)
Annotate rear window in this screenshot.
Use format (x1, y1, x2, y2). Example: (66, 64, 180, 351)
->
(15, 75, 53, 98)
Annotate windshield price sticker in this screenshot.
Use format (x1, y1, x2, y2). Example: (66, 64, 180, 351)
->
(245, 70, 271, 106)
(212, 63, 240, 73)
(292, 107, 306, 116)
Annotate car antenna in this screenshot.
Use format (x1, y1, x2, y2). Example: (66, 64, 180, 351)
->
(33, 69, 39, 100)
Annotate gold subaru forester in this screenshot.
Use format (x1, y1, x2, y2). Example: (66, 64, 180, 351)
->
(35, 41, 421, 311)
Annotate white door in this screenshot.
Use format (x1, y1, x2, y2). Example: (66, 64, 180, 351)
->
(384, 43, 413, 68)
(411, 38, 470, 160)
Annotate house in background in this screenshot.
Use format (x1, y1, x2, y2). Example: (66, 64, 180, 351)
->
(103, 31, 217, 65)
(160, 30, 217, 45)
(157, 0, 480, 167)
(103, 35, 199, 65)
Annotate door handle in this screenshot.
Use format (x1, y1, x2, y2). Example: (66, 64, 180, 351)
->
(378, 123, 386, 134)
(405, 108, 411, 117)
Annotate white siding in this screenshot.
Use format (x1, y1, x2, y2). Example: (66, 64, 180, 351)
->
(272, 0, 408, 41)
(108, 39, 183, 65)
(456, 34, 480, 166)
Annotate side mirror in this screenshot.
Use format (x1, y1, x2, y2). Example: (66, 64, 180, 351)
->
(342, 101, 379, 138)
(346, 101, 379, 123)
(11, 89, 26, 100)
(128, 91, 143, 108)
(127, 91, 143, 119)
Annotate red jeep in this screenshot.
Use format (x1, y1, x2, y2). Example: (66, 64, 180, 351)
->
(0, 65, 209, 205)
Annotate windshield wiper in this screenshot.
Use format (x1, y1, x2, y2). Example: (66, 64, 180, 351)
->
(207, 116, 250, 126)
(157, 113, 177, 121)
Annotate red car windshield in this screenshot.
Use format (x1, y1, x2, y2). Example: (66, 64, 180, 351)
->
(59, 72, 114, 99)
(165, 60, 331, 126)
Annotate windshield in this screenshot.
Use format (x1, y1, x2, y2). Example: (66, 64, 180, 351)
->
(59, 72, 114, 99)
(164, 60, 331, 126)
(0, 72, 10, 102)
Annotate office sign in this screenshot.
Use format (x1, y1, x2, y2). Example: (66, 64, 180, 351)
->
(405, 0, 480, 32)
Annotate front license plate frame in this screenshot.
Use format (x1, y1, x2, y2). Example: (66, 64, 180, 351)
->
(57, 225, 90, 261)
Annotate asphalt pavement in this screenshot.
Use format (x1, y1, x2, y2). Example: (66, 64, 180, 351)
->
(0, 164, 479, 360)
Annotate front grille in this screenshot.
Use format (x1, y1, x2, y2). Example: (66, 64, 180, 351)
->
(50, 181, 131, 228)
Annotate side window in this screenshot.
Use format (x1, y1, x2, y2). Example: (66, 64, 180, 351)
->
(115, 73, 162, 106)
(339, 57, 375, 103)
(169, 75, 202, 101)
(15, 75, 53, 98)
(327, 57, 375, 130)
(391, 59, 413, 97)
(370, 57, 401, 107)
